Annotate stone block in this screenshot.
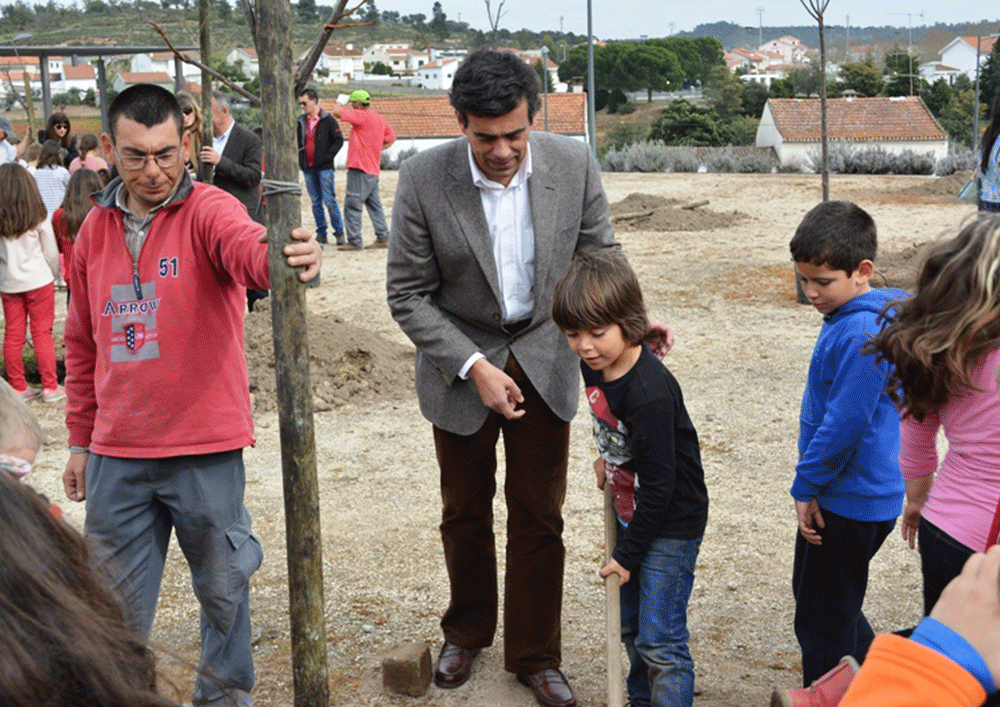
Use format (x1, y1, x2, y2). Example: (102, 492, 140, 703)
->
(382, 641, 432, 697)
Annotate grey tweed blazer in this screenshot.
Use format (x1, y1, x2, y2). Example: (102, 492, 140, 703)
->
(386, 131, 617, 435)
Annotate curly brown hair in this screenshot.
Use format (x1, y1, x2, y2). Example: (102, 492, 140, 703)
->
(866, 214, 1000, 420)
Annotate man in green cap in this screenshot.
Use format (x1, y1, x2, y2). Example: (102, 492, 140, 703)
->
(331, 89, 396, 250)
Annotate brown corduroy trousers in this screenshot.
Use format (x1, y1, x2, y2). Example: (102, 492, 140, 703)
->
(432, 355, 571, 674)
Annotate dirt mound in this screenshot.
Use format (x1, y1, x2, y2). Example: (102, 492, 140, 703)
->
(872, 241, 929, 292)
(899, 171, 972, 199)
(609, 192, 748, 232)
(244, 301, 415, 414)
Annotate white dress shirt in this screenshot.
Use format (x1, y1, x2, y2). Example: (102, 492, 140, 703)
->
(459, 144, 535, 379)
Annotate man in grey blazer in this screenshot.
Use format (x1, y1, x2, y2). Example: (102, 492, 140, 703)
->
(387, 50, 616, 707)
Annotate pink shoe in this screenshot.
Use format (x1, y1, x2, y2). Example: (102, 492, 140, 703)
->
(771, 656, 860, 707)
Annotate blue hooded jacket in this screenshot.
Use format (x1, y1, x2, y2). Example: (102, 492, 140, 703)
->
(791, 287, 908, 522)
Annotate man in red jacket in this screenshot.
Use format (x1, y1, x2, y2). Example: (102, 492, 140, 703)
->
(61, 83, 320, 707)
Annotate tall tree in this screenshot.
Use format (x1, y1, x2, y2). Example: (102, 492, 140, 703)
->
(295, 0, 317, 23)
(429, 1, 448, 41)
(483, 0, 506, 48)
(980, 41, 1000, 119)
(646, 37, 724, 87)
(839, 60, 883, 96)
(800, 0, 830, 208)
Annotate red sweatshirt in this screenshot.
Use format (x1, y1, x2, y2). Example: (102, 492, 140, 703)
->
(65, 178, 268, 458)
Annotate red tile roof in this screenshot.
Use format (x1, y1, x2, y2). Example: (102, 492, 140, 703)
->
(63, 65, 95, 79)
(119, 71, 174, 84)
(960, 36, 998, 53)
(766, 96, 947, 142)
(319, 93, 587, 139)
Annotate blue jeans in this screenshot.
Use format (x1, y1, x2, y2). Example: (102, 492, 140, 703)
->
(619, 524, 701, 707)
(302, 167, 343, 241)
(792, 509, 894, 686)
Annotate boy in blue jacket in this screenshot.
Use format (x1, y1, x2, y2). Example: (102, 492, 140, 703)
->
(787, 201, 906, 691)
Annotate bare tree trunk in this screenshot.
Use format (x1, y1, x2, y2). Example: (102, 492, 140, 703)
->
(818, 12, 829, 202)
(293, 0, 350, 97)
(198, 0, 213, 184)
(256, 0, 331, 701)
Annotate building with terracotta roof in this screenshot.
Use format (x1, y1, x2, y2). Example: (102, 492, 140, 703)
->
(756, 96, 948, 168)
(758, 35, 808, 65)
(112, 71, 175, 92)
(130, 50, 200, 84)
(318, 92, 587, 168)
(225, 47, 259, 78)
(937, 35, 999, 82)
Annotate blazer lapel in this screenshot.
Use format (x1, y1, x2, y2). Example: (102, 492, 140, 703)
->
(444, 140, 503, 307)
(528, 137, 557, 322)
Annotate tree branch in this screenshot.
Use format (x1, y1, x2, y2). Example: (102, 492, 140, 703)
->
(149, 21, 262, 105)
(293, 0, 356, 97)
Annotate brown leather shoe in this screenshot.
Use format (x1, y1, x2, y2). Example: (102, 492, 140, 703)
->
(433, 642, 480, 688)
(516, 668, 577, 707)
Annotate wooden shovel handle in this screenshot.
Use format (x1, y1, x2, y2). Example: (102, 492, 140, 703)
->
(604, 482, 625, 707)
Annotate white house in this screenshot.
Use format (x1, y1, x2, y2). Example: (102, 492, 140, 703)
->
(415, 59, 459, 90)
(112, 71, 175, 93)
(225, 47, 259, 78)
(315, 45, 365, 83)
(758, 35, 808, 65)
(937, 35, 999, 82)
(61, 64, 97, 94)
(919, 61, 964, 85)
(130, 51, 200, 84)
(362, 43, 427, 75)
(756, 96, 949, 169)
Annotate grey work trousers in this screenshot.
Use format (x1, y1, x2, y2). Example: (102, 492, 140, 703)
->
(344, 167, 389, 246)
(84, 449, 262, 707)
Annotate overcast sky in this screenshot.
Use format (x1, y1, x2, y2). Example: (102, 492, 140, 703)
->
(384, 1, 991, 40)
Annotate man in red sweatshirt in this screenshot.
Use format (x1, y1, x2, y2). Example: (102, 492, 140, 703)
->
(60, 83, 320, 707)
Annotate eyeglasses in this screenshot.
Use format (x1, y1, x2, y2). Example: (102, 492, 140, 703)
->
(54, 123, 68, 129)
(182, 107, 193, 115)
(114, 145, 181, 171)
(298, 101, 309, 107)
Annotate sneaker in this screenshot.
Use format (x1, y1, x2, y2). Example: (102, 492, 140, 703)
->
(771, 656, 859, 707)
(367, 239, 389, 249)
(17, 386, 41, 401)
(42, 385, 66, 403)
(337, 244, 363, 251)
(334, 233, 346, 246)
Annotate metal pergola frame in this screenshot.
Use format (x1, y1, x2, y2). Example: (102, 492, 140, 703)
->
(0, 44, 198, 131)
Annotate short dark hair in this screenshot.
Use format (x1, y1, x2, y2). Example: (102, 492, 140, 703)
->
(107, 84, 183, 142)
(552, 249, 649, 346)
(299, 87, 318, 102)
(790, 201, 878, 274)
(449, 49, 541, 126)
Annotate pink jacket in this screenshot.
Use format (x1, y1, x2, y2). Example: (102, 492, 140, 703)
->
(65, 178, 268, 458)
(900, 348, 1000, 552)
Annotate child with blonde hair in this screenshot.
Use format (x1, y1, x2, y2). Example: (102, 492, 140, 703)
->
(0, 163, 63, 402)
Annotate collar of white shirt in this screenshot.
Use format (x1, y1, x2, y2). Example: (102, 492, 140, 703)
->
(468, 142, 532, 191)
(213, 120, 235, 154)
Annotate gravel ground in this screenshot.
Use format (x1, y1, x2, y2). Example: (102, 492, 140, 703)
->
(21, 170, 974, 706)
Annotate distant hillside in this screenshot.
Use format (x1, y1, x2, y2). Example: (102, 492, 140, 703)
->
(677, 20, 999, 56)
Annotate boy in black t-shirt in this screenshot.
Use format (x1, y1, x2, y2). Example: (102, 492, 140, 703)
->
(552, 249, 708, 707)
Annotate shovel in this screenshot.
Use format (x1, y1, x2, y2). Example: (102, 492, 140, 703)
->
(604, 482, 625, 707)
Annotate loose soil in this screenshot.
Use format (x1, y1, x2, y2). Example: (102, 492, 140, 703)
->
(13, 170, 978, 707)
(609, 192, 749, 232)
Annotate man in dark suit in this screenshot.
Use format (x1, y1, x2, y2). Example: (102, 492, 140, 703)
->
(201, 90, 267, 309)
(201, 90, 263, 223)
(386, 49, 617, 707)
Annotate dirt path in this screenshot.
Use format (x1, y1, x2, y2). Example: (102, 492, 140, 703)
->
(19, 170, 972, 706)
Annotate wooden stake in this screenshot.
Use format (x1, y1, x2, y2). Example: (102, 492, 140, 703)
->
(604, 482, 625, 707)
(256, 0, 330, 702)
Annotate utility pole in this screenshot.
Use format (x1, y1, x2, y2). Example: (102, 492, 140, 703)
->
(756, 6, 764, 48)
(845, 15, 849, 61)
(669, 21, 675, 37)
(889, 11, 924, 96)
